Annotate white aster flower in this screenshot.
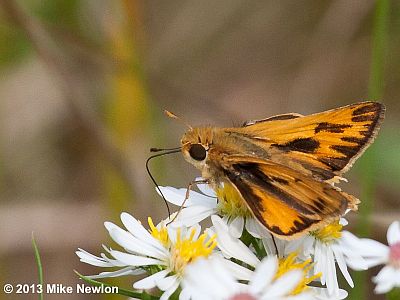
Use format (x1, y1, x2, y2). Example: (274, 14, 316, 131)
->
(208, 215, 345, 299)
(284, 218, 367, 297)
(183, 256, 311, 300)
(159, 179, 269, 239)
(341, 220, 400, 294)
(76, 212, 217, 300)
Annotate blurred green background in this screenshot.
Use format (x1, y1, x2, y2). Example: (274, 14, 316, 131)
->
(0, 0, 399, 299)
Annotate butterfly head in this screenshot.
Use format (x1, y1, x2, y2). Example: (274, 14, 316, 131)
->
(180, 127, 213, 170)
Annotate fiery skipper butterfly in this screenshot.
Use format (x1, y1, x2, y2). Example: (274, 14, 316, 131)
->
(168, 102, 385, 239)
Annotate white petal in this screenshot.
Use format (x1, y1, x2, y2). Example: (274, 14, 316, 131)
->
(310, 287, 348, 299)
(332, 245, 353, 287)
(79, 248, 129, 267)
(264, 270, 303, 297)
(249, 256, 277, 293)
(184, 223, 201, 240)
(120, 212, 166, 250)
(356, 239, 388, 257)
(185, 258, 235, 297)
(195, 177, 216, 197)
(158, 186, 217, 207)
(172, 205, 216, 227)
(108, 227, 167, 259)
(205, 227, 215, 237)
(179, 287, 192, 300)
(76, 248, 100, 261)
(186, 289, 212, 300)
(387, 221, 400, 245)
(110, 250, 163, 266)
(212, 259, 242, 293)
(104, 220, 162, 255)
(245, 218, 262, 238)
(302, 235, 315, 257)
(119, 213, 150, 238)
(361, 256, 388, 269)
(89, 267, 142, 279)
(160, 279, 180, 300)
(374, 280, 395, 294)
(77, 257, 114, 268)
(344, 258, 368, 271)
(335, 245, 368, 271)
(314, 242, 324, 284)
(334, 241, 367, 270)
(104, 221, 121, 233)
(76, 249, 115, 267)
(275, 237, 287, 257)
(315, 242, 325, 281)
(373, 265, 396, 282)
(261, 236, 278, 255)
(156, 187, 189, 206)
(395, 269, 400, 285)
(341, 231, 388, 257)
(166, 226, 178, 245)
(219, 258, 253, 281)
(326, 245, 339, 296)
(157, 274, 179, 291)
(212, 215, 259, 267)
(373, 266, 397, 294)
(285, 236, 312, 258)
(229, 217, 244, 238)
(251, 218, 271, 238)
(133, 269, 169, 290)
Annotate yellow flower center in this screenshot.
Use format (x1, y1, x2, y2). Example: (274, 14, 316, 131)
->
(148, 217, 217, 276)
(170, 228, 217, 275)
(312, 219, 343, 243)
(148, 217, 169, 247)
(277, 252, 321, 295)
(216, 183, 252, 219)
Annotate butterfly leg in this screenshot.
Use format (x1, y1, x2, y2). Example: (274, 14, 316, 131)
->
(271, 235, 279, 257)
(167, 179, 209, 225)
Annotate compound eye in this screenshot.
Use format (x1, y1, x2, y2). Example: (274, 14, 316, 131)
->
(189, 144, 207, 161)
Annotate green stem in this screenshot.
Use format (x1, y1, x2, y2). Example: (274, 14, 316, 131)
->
(74, 271, 159, 299)
(240, 227, 267, 259)
(251, 238, 267, 259)
(351, 0, 389, 299)
(368, 0, 390, 100)
(31, 233, 44, 300)
(240, 228, 253, 247)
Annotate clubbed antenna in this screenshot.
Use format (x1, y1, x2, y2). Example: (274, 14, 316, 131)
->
(164, 110, 193, 130)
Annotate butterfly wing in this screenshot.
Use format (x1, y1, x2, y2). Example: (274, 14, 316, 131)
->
(221, 156, 358, 239)
(236, 102, 385, 181)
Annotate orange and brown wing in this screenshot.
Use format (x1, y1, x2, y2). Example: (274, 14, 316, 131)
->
(223, 157, 358, 239)
(236, 102, 385, 181)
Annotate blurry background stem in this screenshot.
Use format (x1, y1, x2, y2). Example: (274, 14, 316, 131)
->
(0, 0, 139, 199)
(102, 0, 151, 219)
(351, 0, 389, 299)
